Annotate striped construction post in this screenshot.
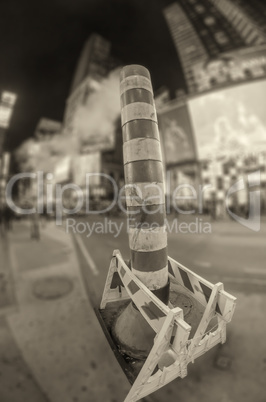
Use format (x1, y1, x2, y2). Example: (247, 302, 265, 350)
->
(121, 65, 168, 292)
(112, 65, 169, 358)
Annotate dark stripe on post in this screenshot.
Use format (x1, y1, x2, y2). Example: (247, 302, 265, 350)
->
(151, 279, 170, 305)
(124, 160, 164, 183)
(121, 88, 154, 108)
(178, 267, 194, 293)
(131, 248, 168, 272)
(123, 120, 160, 143)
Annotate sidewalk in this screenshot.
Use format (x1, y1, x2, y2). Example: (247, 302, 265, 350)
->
(0, 230, 16, 313)
(2, 219, 130, 402)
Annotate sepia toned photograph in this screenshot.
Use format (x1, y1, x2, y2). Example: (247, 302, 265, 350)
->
(0, 1, 265, 401)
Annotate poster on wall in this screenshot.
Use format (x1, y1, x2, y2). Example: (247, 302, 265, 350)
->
(188, 79, 266, 161)
(158, 101, 197, 165)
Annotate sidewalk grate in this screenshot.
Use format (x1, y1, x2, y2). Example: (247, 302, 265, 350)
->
(32, 276, 73, 300)
(169, 291, 194, 318)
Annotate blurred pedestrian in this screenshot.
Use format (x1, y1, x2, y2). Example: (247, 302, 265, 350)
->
(30, 211, 40, 240)
(0, 207, 4, 237)
(0, 205, 13, 236)
(3, 205, 13, 231)
(210, 192, 217, 221)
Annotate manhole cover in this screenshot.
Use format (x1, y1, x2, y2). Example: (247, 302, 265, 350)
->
(169, 291, 194, 317)
(33, 277, 73, 300)
(214, 355, 232, 370)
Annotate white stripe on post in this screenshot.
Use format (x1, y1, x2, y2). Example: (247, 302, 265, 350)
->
(121, 102, 157, 125)
(120, 75, 153, 95)
(123, 138, 162, 164)
(124, 182, 165, 206)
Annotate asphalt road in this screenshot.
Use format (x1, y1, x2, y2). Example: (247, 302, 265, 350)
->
(1, 216, 265, 402)
(68, 213, 266, 305)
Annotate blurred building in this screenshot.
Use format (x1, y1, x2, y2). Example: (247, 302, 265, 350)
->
(0, 152, 11, 209)
(101, 117, 124, 190)
(157, 97, 200, 211)
(164, 0, 266, 95)
(61, 34, 123, 209)
(161, 1, 266, 215)
(71, 117, 124, 209)
(34, 118, 62, 141)
(209, 0, 266, 44)
(0, 91, 17, 154)
(154, 87, 171, 110)
(0, 92, 16, 212)
(63, 33, 119, 133)
(70, 33, 115, 93)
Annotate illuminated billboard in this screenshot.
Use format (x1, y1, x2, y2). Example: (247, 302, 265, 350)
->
(53, 156, 71, 184)
(191, 45, 266, 95)
(188, 79, 266, 161)
(72, 152, 101, 187)
(158, 101, 197, 165)
(0, 91, 17, 128)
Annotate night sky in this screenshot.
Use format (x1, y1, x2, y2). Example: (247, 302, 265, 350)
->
(0, 0, 183, 153)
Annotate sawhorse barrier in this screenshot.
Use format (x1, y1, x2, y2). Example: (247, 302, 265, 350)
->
(99, 250, 236, 402)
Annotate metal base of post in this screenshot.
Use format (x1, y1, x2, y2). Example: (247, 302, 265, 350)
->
(112, 301, 155, 360)
(96, 303, 145, 384)
(97, 279, 207, 380)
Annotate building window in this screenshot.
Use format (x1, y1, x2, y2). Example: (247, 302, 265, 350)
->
(195, 5, 205, 14)
(200, 29, 208, 36)
(214, 31, 229, 45)
(185, 45, 197, 54)
(204, 16, 216, 26)
(217, 177, 223, 190)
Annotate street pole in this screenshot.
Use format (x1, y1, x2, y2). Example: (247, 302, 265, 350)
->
(112, 65, 169, 359)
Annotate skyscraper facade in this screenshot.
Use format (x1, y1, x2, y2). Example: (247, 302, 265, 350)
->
(164, 0, 266, 94)
(63, 33, 119, 133)
(162, 1, 266, 216)
(70, 34, 113, 94)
